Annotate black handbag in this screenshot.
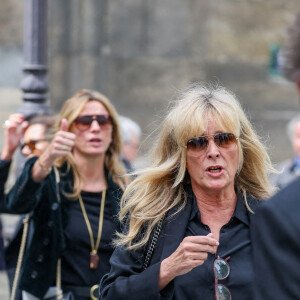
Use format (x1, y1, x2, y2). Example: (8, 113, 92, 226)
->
(99, 215, 164, 297)
(42, 259, 74, 300)
(142, 215, 164, 270)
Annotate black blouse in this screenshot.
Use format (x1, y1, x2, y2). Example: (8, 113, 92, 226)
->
(61, 190, 116, 287)
(173, 194, 254, 300)
(99, 187, 260, 300)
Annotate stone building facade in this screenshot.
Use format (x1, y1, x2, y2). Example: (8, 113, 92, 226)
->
(0, 0, 300, 162)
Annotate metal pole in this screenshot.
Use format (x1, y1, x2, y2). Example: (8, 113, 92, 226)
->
(16, 0, 52, 175)
(18, 0, 52, 117)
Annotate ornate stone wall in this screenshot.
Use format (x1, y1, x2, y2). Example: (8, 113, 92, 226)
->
(0, 0, 299, 162)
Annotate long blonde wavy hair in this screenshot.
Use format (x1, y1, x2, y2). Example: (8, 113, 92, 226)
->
(115, 83, 276, 250)
(53, 89, 128, 198)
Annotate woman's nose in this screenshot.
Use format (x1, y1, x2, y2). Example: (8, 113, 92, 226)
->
(90, 120, 101, 131)
(21, 145, 32, 157)
(206, 139, 220, 158)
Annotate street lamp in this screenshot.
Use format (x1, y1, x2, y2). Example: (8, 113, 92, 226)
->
(18, 0, 52, 117)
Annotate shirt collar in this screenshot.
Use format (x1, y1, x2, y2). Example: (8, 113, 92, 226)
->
(294, 156, 300, 167)
(188, 188, 250, 226)
(233, 190, 250, 226)
(292, 157, 300, 174)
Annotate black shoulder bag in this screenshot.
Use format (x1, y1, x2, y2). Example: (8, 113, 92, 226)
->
(142, 216, 165, 270)
(99, 215, 165, 296)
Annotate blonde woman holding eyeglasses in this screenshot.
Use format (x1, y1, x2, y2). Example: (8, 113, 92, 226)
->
(99, 83, 276, 300)
(6, 90, 128, 300)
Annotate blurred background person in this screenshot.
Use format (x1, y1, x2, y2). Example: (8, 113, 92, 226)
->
(270, 114, 300, 189)
(119, 115, 141, 171)
(0, 113, 28, 274)
(0, 113, 56, 300)
(100, 84, 275, 300)
(252, 10, 300, 299)
(6, 89, 128, 300)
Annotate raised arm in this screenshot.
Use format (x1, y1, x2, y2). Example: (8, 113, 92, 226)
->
(31, 118, 75, 182)
(1, 113, 28, 161)
(5, 156, 43, 213)
(0, 113, 27, 212)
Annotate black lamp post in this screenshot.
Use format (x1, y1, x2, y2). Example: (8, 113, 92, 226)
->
(18, 0, 52, 117)
(16, 0, 52, 175)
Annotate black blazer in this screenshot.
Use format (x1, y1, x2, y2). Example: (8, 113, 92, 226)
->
(0, 158, 24, 269)
(251, 177, 300, 299)
(100, 198, 191, 300)
(100, 190, 260, 300)
(0, 158, 28, 300)
(0, 159, 13, 212)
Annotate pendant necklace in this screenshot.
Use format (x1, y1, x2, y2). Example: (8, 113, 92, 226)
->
(78, 188, 106, 269)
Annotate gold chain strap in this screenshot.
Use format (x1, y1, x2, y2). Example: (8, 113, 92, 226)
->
(10, 214, 30, 300)
(55, 259, 63, 299)
(78, 189, 106, 255)
(54, 166, 63, 300)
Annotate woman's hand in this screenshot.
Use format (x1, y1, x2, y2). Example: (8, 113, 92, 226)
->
(42, 118, 75, 163)
(32, 119, 75, 182)
(1, 113, 28, 161)
(158, 233, 219, 290)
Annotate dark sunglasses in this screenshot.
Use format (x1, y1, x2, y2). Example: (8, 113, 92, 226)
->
(214, 256, 232, 300)
(186, 133, 238, 156)
(20, 138, 49, 153)
(74, 114, 112, 131)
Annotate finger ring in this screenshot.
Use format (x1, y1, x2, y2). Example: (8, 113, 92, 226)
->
(62, 145, 68, 151)
(2, 120, 10, 129)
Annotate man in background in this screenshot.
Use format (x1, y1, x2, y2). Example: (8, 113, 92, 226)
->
(252, 11, 300, 299)
(119, 116, 141, 171)
(0, 113, 55, 300)
(271, 114, 300, 189)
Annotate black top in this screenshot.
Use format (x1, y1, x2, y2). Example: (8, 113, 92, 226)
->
(62, 190, 116, 287)
(99, 187, 260, 300)
(174, 195, 253, 300)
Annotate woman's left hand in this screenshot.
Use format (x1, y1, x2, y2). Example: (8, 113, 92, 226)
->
(158, 233, 219, 290)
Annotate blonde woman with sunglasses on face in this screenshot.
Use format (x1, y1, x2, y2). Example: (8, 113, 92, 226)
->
(6, 90, 128, 300)
(99, 84, 276, 300)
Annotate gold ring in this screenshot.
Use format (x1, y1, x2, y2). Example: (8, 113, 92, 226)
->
(90, 284, 99, 300)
